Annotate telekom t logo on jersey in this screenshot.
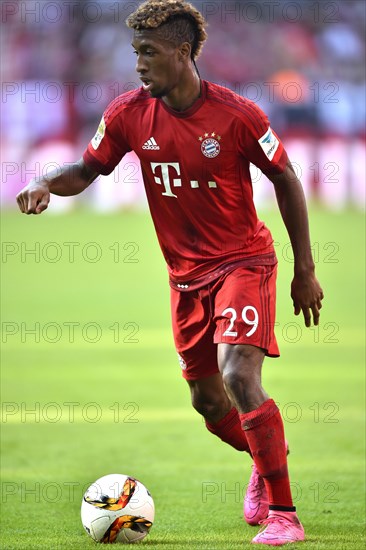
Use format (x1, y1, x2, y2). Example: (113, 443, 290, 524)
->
(151, 162, 217, 198)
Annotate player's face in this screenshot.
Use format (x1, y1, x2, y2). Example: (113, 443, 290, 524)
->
(132, 31, 185, 98)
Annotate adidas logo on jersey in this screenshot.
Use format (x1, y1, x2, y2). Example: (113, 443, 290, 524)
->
(142, 137, 160, 150)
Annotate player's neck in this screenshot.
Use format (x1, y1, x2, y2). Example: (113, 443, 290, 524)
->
(162, 71, 201, 112)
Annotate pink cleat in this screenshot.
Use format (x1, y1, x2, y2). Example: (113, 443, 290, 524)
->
(244, 463, 269, 525)
(244, 441, 289, 526)
(252, 511, 305, 545)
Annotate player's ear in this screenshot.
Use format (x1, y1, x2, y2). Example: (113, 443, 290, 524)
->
(178, 42, 191, 62)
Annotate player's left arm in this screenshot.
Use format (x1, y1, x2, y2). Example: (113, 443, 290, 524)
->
(269, 159, 324, 327)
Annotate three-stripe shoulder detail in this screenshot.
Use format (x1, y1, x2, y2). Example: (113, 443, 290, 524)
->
(104, 88, 151, 123)
(207, 86, 268, 135)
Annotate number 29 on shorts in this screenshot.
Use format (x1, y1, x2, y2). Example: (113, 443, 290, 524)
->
(221, 306, 259, 337)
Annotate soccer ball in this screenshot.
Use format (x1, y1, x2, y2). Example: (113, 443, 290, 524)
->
(81, 474, 154, 544)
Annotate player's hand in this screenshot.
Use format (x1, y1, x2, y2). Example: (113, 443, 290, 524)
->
(291, 272, 324, 327)
(16, 181, 50, 215)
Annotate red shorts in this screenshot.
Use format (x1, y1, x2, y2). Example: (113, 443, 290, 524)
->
(170, 264, 279, 381)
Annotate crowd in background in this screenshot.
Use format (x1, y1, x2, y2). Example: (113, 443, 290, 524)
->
(1, 0, 365, 210)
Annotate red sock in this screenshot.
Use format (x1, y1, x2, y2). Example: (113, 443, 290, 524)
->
(205, 407, 250, 452)
(239, 399, 294, 509)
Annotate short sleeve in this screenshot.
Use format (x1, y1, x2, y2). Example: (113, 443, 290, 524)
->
(237, 101, 288, 176)
(83, 102, 131, 176)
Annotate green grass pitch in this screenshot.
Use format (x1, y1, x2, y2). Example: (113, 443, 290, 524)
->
(1, 206, 365, 549)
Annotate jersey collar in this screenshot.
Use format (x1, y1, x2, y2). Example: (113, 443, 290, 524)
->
(158, 80, 207, 118)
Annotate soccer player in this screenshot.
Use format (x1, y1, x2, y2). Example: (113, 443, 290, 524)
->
(16, 0, 324, 545)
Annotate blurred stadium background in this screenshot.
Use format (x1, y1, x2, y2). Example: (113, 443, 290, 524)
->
(1, 0, 365, 211)
(1, 2, 365, 548)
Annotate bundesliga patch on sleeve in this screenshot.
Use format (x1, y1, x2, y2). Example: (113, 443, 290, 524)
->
(258, 127, 279, 161)
(91, 117, 106, 150)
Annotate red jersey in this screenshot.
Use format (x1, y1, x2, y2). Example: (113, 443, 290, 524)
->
(83, 81, 288, 286)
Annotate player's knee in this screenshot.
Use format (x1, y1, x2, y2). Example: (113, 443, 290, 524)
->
(191, 392, 220, 418)
(189, 383, 227, 420)
(221, 364, 248, 393)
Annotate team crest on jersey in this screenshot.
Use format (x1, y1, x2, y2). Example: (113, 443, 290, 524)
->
(199, 132, 221, 158)
(91, 117, 106, 150)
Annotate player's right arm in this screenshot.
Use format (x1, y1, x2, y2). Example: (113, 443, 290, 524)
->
(16, 158, 99, 215)
(17, 93, 132, 215)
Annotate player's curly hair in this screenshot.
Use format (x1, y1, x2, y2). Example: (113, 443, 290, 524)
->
(126, 0, 208, 60)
